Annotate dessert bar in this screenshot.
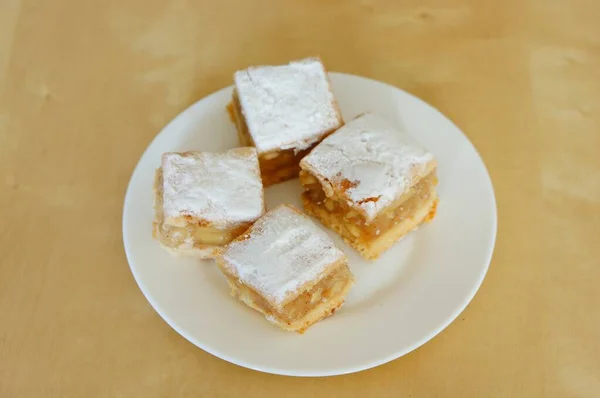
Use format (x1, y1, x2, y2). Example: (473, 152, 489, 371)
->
(229, 57, 343, 186)
(299, 113, 438, 259)
(216, 205, 354, 333)
(153, 148, 265, 258)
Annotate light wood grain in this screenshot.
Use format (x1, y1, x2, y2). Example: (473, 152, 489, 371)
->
(1, 0, 599, 396)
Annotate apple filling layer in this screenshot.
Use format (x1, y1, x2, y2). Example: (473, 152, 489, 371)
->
(300, 170, 438, 259)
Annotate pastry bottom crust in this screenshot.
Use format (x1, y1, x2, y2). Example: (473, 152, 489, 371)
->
(302, 193, 439, 260)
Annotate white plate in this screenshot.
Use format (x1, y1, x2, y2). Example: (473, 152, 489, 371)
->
(122, 73, 497, 377)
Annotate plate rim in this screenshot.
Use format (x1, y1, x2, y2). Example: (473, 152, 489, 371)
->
(122, 71, 498, 377)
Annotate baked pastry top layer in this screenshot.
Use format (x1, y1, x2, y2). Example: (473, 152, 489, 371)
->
(234, 57, 342, 154)
(161, 148, 264, 229)
(300, 113, 435, 222)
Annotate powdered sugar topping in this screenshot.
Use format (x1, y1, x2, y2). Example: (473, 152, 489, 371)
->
(234, 58, 342, 154)
(222, 205, 346, 309)
(161, 148, 264, 228)
(300, 113, 435, 222)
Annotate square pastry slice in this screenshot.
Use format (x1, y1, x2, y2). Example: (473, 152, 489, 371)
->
(299, 113, 439, 260)
(216, 205, 354, 333)
(153, 148, 265, 258)
(228, 57, 344, 186)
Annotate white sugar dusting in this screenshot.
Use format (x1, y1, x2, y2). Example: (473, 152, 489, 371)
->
(161, 148, 264, 228)
(222, 205, 346, 308)
(234, 57, 342, 154)
(301, 113, 434, 222)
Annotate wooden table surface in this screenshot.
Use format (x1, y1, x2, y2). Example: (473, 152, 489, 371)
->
(1, 0, 599, 396)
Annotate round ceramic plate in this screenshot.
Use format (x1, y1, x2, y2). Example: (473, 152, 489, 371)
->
(123, 72, 497, 377)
